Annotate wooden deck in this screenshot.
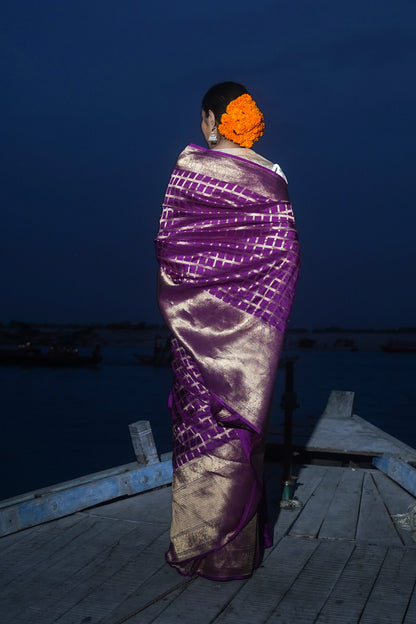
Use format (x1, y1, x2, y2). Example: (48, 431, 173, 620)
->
(1, 461, 416, 623)
(269, 390, 416, 463)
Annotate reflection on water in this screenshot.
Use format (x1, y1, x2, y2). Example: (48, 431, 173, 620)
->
(1, 348, 415, 500)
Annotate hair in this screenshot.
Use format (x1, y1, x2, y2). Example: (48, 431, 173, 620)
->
(201, 82, 250, 125)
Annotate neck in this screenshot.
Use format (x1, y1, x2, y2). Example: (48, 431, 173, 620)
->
(212, 136, 244, 150)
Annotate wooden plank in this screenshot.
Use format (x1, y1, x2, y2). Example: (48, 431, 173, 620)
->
(213, 536, 319, 624)
(55, 531, 172, 624)
(271, 411, 416, 459)
(270, 464, 332, 543)
(289, 467, 342, 538)
(266, 539, 354, 623)
(149, 575, 244, 624)
(403, 583, 416, 624)
(323, 390, 355, 418)
(0, 515, 138, 621)
(352, 416, 416, 460)
(15, 522, 169, 624)
(360, 547, 416, 623)
(117, 586, 187, 624)
(356, 473, 402, 545)
(319, 468, 364, 540)
(314, 544, 386, 623)
(0, 514, 100, 588)
(0, 512, 84, 564)
(98, 550, 193, 624)
(1, 521, 168, 622)
(0, 463, 142, 509)
(373, 454, 416, 498)
(83, 484, 172, 526)
(372, 470, 416, 547)
(372, 470, 416, 516)
(0, 458, 172, 536)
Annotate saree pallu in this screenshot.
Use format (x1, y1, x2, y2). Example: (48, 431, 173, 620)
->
(155, 144, 300, 580)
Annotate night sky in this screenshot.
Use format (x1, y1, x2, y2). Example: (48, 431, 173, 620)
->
(2, 1, 415, 329)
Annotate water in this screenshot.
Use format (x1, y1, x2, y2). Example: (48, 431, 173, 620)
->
(0, 347, 173, 500)
(1, 348, 415, 500)
(277, 350, 416, 445)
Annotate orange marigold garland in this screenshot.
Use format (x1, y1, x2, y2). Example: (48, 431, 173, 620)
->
(218, 93, 264, 148)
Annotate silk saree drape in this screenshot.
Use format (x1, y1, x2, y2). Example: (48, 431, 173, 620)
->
(155, 144, 300, 580)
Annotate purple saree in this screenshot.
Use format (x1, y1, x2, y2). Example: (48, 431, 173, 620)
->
(155, 144, 300, 580)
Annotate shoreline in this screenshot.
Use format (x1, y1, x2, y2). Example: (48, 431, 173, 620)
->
(284, 329, 416, 352)
(1, 323, 416, 352)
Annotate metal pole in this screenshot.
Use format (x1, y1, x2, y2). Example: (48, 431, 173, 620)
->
(280, 358, 299, 501)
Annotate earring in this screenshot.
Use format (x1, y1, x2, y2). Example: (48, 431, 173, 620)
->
(209, 128, 218, 144)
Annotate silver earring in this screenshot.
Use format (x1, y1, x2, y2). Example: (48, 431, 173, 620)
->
(209, 128, 217, 144)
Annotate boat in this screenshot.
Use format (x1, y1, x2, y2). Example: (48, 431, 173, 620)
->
(333, 337, 358, 351)
(2, 390, 416, 623)
(0, 344, 102, 368)
(134, 353, 171, 366)
(380, 340, 416, 353)
(134, 334, 171, 366)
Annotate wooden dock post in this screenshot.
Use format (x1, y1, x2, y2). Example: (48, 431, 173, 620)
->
(128, 420, 160, 465)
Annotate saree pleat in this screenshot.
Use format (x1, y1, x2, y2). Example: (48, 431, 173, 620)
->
(155, 144, 300, 580)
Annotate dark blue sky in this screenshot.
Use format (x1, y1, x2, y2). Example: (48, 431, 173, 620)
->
(2, 1, 415, 329)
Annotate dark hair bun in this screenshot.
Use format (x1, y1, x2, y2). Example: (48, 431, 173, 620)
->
(202, 82, 249, 125)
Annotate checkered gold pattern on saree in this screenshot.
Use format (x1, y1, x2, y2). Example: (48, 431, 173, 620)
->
(170, 339, 239, 470)
(157, 167, 299, 333)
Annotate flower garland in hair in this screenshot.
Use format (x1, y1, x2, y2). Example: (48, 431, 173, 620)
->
(218, 93, 265, 148)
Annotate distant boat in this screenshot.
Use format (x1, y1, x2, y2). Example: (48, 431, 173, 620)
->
(380, 340, 416, 353)
(134, 334, 171, 367)
(0, 344, 102, 368)
(134, 353, 170, 367)
(333, 338, 358, 351)
(298, 337, 317, 349)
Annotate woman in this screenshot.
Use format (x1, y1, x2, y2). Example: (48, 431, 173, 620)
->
(155, 82, 300, 580)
